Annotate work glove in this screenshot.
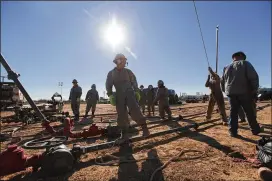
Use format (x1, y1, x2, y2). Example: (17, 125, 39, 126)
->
(109, 95, 116, 106)
(135, 91, 141, 102)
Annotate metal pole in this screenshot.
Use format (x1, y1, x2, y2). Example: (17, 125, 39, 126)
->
(61, 82, 63, 97)
(215, 25, 219, 73)
(58, 82, 63, 97)
(0, 54, 48, 122)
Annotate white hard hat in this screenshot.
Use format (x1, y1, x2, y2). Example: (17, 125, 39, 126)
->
(113, 53, 127, 64)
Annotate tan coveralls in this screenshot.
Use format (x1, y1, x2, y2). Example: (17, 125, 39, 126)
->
(139, 90, 147, 114)
(85, 88, 99, 115)
(154, 87, 172, 119)
(106, 67, 146, 131)
(147, 88, 155, 115)
(69, 85, 82, 119)
(205, 73, 228, 122)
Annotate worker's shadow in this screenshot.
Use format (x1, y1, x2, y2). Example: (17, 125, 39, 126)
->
(109, 146, 165, 181)
(139, 149, 165, 181)
(116, 143, 140, 181)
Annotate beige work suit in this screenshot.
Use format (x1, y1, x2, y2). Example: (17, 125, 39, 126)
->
(139, 90, 147, 114)
(106, 68, 146, 131)
(69, 85, 82, 119)
(154, 87, 172, 119)
(85, 88, 99, 114)
(147, 89, 155, 115)
(205, 74, 227, 122)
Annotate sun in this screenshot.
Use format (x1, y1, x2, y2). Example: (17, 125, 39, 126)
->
(103, 17, 125, 50)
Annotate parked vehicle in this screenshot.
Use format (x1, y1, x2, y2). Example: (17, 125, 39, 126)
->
(99, 97, 110, 104)
(0, 82, 24, 110)
(184, 95, 199, 103)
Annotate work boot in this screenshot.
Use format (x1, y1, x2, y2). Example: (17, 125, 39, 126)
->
(222, 121, 227, 126)
(74, 114, 79, 122)
(258, 167, 272, 181)
(160, 117, 165, 121)
(141, 124, 150, 138)
(91, 111, 95, 118)
(168, 115, 173, 120)
(252, 127, 264, 136)
(205, 117, 211, 122)
(116, 130, 130, 145)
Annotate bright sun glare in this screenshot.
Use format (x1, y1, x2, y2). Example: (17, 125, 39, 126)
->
(103, 17, 125, 50)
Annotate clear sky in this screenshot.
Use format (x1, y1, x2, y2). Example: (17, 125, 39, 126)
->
(1, 1, 271, 100)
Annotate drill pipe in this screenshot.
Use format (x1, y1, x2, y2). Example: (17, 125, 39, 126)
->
(82, 123, 198, 153)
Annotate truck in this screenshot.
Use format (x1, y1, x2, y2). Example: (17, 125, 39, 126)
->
(0, 82, 24, 110)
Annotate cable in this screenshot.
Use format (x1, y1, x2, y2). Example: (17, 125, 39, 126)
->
(149, 149, 205, 181)
(192, 0, 210, 67)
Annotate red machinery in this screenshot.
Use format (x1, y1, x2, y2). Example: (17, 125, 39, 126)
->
(42, 117, 106, 139)
(0, 145, 43, 177)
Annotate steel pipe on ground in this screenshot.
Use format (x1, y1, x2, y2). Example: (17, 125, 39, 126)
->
(83, 123, 198, 153)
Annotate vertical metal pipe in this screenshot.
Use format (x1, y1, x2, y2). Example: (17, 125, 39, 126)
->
(215, 25, 219, 73)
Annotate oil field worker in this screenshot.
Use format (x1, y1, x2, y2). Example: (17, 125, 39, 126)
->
(147, 85, 155, 116)
(85, 84, 99, 118)
(205, 67, 228, 125)
(69, 79, 82, 121)
(221, 51, 262, 137)
(153, 80, 172, 120)
(106, 53, 150, 142)
(139, 85, 147, 114)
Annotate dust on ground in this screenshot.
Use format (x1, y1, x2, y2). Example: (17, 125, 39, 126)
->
(0, 102, 271, 181)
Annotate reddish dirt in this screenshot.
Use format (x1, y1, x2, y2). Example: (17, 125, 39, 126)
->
(0, 102, 271, 181)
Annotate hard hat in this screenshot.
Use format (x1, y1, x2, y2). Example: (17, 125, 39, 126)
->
(148, 85, 153, 89)
(158, 80, 164, 86)
(232, 51, 246, 60)
(91, 84, 96, 88)
(113, 53, 127, 64)
(140, 85, 144, 88)
(72, 79, 78, 83)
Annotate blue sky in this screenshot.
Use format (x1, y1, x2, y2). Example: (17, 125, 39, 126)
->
(1, 1, 271, 100)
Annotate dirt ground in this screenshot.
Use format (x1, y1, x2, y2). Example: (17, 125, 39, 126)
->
(0, 102, 271, 181)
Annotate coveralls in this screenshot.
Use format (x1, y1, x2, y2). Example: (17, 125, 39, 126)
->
(106, 67, 147, 132)
(221, 60, 261, 135)
(139, 89, 147, 114)
(154, 86, 172, 119)
(205, 70, 228, 123)
(69, 85, 82, 120)
(147, 88, 155, 116)
(85, 88, 99, 116)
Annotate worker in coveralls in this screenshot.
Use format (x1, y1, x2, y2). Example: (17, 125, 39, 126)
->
(85, 84, 99, 118)
(221, 51, 262, 137)
(106, 53, 150, 142)
(205, 67, 228, 125)
(153, 80, 172, 120)
(139, 85, 147, 114)
(69, 79, 82, 121)
(147, 85, 155, 116)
